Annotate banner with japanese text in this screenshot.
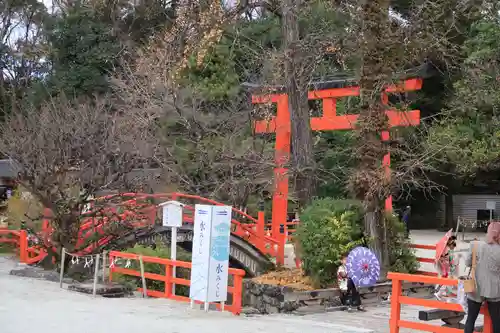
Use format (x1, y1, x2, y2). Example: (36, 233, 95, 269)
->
(207, 205, 231, 302)
(189, 204, 213, 302)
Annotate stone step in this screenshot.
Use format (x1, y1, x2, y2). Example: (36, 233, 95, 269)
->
(68, 282, 132, 297)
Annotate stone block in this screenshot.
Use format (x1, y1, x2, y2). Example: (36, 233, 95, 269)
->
(68, 282, 133, 297)
(281, 301, 301, 312)
(262, 284, 282, 297)
(262, 294, 281, 307)
(264, 303, 280, 314)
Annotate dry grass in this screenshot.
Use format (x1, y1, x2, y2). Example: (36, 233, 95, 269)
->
(252, 268, 316, 291)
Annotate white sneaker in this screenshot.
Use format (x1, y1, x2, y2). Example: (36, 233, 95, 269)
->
(434, 292, 442, 301)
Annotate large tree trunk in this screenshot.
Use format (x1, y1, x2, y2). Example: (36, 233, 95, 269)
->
(281, 0, 316, 207)
(49, 212, 82, 261)
(364, 208, 389, 275)
(353, 0, 392, 270)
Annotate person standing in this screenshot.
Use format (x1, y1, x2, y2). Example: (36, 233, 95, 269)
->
(402, 206, 411, 238)
(435, 236, 459, 300)
(464, 222, 500, 333)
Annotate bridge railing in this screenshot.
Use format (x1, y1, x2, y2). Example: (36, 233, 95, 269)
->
(264, 220, 299, 243)
(109, 250, 245, 315)
(388, 272, 492, 333)
(409, 244, 437, 276)
(43, 192, 286, 265)
(0, 229, 46, 264)
(117, 192, 284, 264)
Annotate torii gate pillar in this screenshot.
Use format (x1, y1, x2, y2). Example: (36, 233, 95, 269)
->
(252, 79, 422, 246)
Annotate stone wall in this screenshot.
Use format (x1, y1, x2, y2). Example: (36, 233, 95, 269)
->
(242, 279, 302, 314)
(243, 278, 434, 315)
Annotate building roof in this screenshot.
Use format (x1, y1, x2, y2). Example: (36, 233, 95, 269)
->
(0, 159, 20, 179)
(241, 63, 436, 93)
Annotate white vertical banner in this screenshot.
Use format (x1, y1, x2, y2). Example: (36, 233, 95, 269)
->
(189, 205, 213, 302)
(207, 206, 232, 302)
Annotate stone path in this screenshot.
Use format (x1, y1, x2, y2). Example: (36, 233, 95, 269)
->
(0, 229, 486, 333)
(0, 256, 375, 333)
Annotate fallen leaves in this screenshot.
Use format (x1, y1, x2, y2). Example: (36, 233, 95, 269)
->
(252, 268, 315, 291)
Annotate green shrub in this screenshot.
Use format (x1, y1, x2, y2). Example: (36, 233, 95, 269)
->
(114, 242, 192, 296)
(0, 243, 15, 253)
(296, 198, 364, 287)
(296, 198, 418, 287)
(385, 214, 419, 273)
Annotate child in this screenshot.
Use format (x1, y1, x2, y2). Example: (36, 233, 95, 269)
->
(448, 236, 460, 278)
(435, 236, 459, 300)
(337, 254, 364, 311)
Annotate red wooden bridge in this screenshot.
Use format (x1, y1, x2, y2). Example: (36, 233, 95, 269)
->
(34, 192, 287, 267)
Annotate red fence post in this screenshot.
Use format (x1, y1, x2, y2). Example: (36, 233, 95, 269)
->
(484, 305, 493, 333)
(389, 277, 402, 333)
(108, 252, 114, 283)
(232, 272, 244, 315)
(257, 210, 265, 252)
(165, 262, 172, 298)
(18, 230, 28, 264)
(273, 232, 286, 266)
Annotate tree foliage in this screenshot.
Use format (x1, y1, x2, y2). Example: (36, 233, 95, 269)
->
(426, 18, 500, 179)
(296, 198, 364, 287)
(2, 0, 500, 275)
(44, 5, 121, 97)
(0, 95, 153, 257)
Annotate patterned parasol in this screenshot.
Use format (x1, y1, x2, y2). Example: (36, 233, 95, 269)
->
(346, 246, 381, 287)
(435, 229, 453, 261)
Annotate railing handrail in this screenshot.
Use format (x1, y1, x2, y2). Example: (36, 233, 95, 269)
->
(70, 194, 284, 260)
(109, 250, 245, 314)
(109, 250, 246, 276)
(85, 192, 259, 224)
(409, 243, 438, 276)
(41, 191, 288, 265)
(388, 272, 491, 333)
(409, 243, 436, 250)
(388, 272, 455, 286)
(0, 229, 45, 264)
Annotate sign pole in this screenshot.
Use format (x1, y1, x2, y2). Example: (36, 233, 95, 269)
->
(171, 226, 177, 296)
(59, 248, 66, 288)
(159, 200, 184, 298)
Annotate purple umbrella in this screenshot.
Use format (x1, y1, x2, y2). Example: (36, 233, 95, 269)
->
(346, 246, 380, 287)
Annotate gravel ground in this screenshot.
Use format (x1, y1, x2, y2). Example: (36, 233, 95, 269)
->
(0, 256, 373, 333)
(1, 229, 485, 333)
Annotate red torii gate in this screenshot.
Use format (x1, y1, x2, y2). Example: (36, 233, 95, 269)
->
(252, 78, 423, 246)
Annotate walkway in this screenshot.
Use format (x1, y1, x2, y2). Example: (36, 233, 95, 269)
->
(0, 256, 370, 333)
(0, 229, 484, 333)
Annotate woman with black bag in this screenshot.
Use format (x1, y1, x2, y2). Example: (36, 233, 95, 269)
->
(464, 222, 500, 333)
